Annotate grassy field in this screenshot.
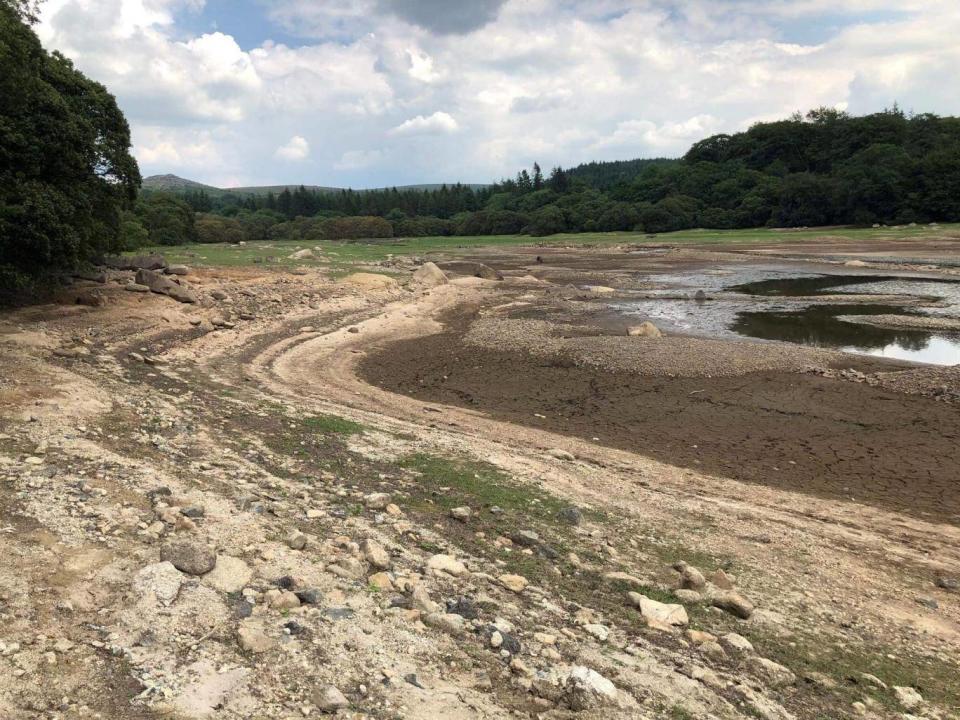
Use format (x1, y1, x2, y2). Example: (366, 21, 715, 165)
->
(138, 222, 960, 272)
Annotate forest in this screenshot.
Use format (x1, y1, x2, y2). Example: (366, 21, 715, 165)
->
(134, 108, 960, 248)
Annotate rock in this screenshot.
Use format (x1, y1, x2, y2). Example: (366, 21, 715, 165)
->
(286, 530, 308, 550)
(135, 269, 197, 303)
(711, 591, 754, 619)
(627, 321, 662, 338)
(719, 632, 754, 655)
(133, 562, 184, 606)
(748, 657, 796, 688)
(338, 273, 400, 292)
(675, 562, 706, 590)
(498, 574, 529, 593)
(361, 539, 391, 570)
(446, 596, 479, 620)
(628, 592, 688, 627)
(295, 588, 323, 605)
(708, 569, 735, 590)
(564, 666, 618, 709)
(557, 506, 583, 525)
(364, 492, 391, 510)
(410, 584, 439, 614)
(436, 260, 503, 280)
(314, 685, 349, 713)
(547, 448, 575, 461)
(269, 591, 301, 610)
(490, 631, 503, 648)
(685, 629, 716, 645)
(485, 625, 521, 654)
(237, 625, 275, 654)
(75, 291, 106, 307)
(165, 264, 189, 276)
(449, 506, 472, 521)
(426, 554, 467, 577)
(893, 686, 923, 710)
(210, 289, 228, 300)
(124, 283, 150, 293)
(368, 572, 394, 591)
(203, 556, 252, 594)
(584, 624, 609, 641)
(181, 504, 205, 518)
(674, 589, 702, 603)
(424, 612, 466, 636)
(936, 575, 958, 591)
(160, 540, 217, 576)
(289, 249, 315, 260)
(412, 262, 448, 288)
(104, 254, 167, 271)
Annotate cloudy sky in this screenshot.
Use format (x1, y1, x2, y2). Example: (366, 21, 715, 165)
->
(36, 0, 960, 188)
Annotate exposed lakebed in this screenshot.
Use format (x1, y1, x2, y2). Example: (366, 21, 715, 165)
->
(618, 270, 960, 366)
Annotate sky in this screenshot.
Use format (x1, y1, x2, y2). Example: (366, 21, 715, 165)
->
(35, 0, 960, 189)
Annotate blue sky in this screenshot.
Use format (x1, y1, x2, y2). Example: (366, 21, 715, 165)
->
(36, 0, 960, 188)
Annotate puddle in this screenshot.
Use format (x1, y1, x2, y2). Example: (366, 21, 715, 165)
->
(617, 267, 960, 366)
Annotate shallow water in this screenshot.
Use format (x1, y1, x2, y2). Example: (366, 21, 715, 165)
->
(618, 268, 960, 366)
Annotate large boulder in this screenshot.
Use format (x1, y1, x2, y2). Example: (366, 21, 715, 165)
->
(104, 254, 168, 271)
(628, 592, 688, 627)
(411, 262, 448, 288)
(135, 269, 197, 304)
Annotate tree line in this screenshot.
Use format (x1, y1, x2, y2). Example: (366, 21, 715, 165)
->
(133, 107, 960, 248)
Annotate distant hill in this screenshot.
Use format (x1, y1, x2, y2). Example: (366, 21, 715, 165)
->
(142, 175, 489, 196)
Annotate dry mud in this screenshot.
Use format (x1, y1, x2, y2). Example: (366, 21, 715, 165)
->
(0, 241, 959, 720)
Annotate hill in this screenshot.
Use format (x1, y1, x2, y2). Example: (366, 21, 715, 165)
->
(142, 175, 489, 196)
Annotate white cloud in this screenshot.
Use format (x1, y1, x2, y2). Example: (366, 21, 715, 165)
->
(33, 0, 960, 186)
(275, 136, 311, 161)
(335, 150, 384, 170)
(389, 111, 459, 136)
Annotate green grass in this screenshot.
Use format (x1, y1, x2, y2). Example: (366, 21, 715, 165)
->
(301, 414, 365, 435)
(134, 222, 960, 272)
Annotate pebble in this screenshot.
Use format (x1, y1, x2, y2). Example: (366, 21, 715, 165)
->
(449, 506, 472, 521)
(361, 538, 391, 570)
(498, 574, 529, 593)
(160, 539, 217, 576)
(286, 531, 308, 550)
(313, 685, 349, 713)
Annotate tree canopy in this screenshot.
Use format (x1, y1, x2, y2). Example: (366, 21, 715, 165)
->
(0, 1, 140, 291)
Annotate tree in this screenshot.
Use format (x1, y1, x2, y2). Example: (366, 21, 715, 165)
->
(532, 162, 543, 191)
(1, 3, 141, 292)
(135, 194, 195, 245)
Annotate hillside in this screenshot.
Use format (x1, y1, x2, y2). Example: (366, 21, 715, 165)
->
(142, 175, 489, 196)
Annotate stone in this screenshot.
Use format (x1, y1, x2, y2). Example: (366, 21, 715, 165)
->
(748, 657, 796, 688)
(160, 540, 216, 576)
(289, 249, 315, 260)
(547, 448, 575, 461)
(314, 685, 349, 713)
(286, 530, 308, 550)
(237, 625, 275, 654)
(165, 264, 189, 276)
(708, 569, 735, 590)
(203, 556, 252, 594)
(936, 575, 958, 591)
(498, 574, 529, 593)
(676, 562, 706, 590)
(893, 686, 923, 710)
(135, 269, 197, 304)
(719, 632, 754, 655)
(711, 591, 754, 619)
(424, 612, 466, 636)
(412, 262, 448, 288)
(446, 596, 479, 620)
(364, 493, 391, 510)
(627, 321, 662, 338)
(180, 504, 205, 518)
(674, 589, 702, 603)
(449, 506, 472, 521)
(134, 562, 184, 606)
(124, 283, 150, 293)
(565, 666, 618, 708)
(295, 588, 324, 605)
(368, 572, 394, 591)
(410, 584, 440, 614)
(628, 592, 688, 627)
(584, 624, 609, 641)
(426, 554, 467, 577)
(359, 538, 390, 569)
(685, 630, 716, 645)
(270, 591, 301, 610)
(557, 506, 583, 525)
(104, 253, 167, 271)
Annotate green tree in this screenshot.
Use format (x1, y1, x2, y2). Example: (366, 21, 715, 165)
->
(1, 2, 141, 291)
(136, 194, 195, 246)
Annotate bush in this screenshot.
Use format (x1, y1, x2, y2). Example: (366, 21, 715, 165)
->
(320, 216, 393, 240)
(136, 194, 196, 246)
(195, 214, 245, 244)
(392, 216, 457, 237)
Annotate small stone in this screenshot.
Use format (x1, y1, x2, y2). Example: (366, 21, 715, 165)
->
(426, 554, 467, 577)
(203, 556, 253, 594)
(313, 685, 349, 713)
(295, 588, 323, 606)
(133, 562, 184, 606)
(368, 572, 394, 591)
(584, 624, 609, 642)
(675, 562, 706, 591)
(628, 592, 688, 627)
(498, 574, 529, 593)
(893, 686, 923, 710)
(270, 591, 301, 610)
(936, 575, 958, 591)
(180, 505, 205, 519)
(557, 507, 583, 525)
(719, 632, 754, 655)
(237, 625, 275, 654)
(424, 612, 466, 636)
(160, 540, 216, 576)
(285, 531, 308, 550)
(748, 657, 796, 688)
(546, 448, 575, 461)
(708, 569, 735, 590)
(449, 506, 472, 521)
(361, 538, 391, 570)
(710, 591, 754, 619)
(410, 584, 439, 614)
(364, 493, 391, 510)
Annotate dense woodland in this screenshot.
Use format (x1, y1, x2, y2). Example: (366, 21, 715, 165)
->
(136, 107, 960, 248)
(4, 0, 960, 287)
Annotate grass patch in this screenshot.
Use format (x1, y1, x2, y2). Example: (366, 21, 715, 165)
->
(302, 414, 365, 435)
